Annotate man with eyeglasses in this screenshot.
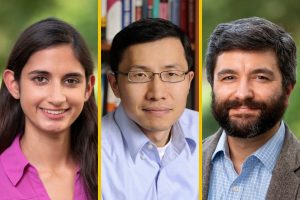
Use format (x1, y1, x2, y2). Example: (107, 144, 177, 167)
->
(101, 18, 198, 200)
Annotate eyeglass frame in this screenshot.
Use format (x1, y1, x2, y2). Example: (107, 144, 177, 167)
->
(111, 70, 191, 83)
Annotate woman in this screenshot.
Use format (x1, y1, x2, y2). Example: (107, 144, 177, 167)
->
(0, 18, 97, 200)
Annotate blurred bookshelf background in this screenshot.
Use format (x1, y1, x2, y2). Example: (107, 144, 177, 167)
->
(202, 0, 300, 139)
(101, 0, 199, 116)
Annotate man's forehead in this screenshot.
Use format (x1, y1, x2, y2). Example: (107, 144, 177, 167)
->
(214, 49, 279, 71)
(122, 38, 183, 55)
(118, 38, 188, 72)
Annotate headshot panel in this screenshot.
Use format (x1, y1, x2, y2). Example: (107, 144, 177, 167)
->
(202, 1, 300, 199)
(202, 16, 300, 200)
(101, 9, 200, 199)
(0, 1, 98, 200)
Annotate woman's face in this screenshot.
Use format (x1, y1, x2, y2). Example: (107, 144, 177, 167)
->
(15, 44, 94, 135)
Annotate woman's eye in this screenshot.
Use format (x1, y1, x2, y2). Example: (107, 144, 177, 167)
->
(32, 76, 48, 85)
(64, 78, 80, 85)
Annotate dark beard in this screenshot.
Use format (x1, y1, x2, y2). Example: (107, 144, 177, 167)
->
(211, 92, 287, 138)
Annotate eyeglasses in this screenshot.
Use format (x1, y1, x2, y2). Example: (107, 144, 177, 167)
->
(112, 70, 190, 83)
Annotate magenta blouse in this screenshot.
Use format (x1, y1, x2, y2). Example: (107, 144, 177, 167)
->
(0, 135, 88, 200)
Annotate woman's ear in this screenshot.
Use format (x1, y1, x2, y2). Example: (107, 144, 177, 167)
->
(3, 69, 20, 99)
(85, 75, 96, 101)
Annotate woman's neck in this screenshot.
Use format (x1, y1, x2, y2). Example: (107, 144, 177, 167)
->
(20, 127, 75, 170)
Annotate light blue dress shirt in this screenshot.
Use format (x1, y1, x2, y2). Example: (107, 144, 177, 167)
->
(208, 122, 285, 200)
(102, 104, 199, 200)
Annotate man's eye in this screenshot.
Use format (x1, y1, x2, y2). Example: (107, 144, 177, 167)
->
(166, 72, 180, 77)
(32, 76, 48, 85)
(134, 72, 147, 77)
(222, 76, 235, 81)
(256, 75, 269, 80)
(131, 72, 149, 79)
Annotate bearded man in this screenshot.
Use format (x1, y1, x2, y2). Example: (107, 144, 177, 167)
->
(203, 17, 300, 200)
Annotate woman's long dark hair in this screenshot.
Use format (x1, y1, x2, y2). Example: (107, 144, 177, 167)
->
(0, 18, 97, 199)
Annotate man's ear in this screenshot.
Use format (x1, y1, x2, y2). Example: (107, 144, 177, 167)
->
(187, 71, 194, 90)
(85, 75, 96, 101)
(107, 73, 120, 98)
(188, 71, 194, 83)
(286, 84, 294, 95)
(284, 84, 295, 106)
(3, 69, 20, 99)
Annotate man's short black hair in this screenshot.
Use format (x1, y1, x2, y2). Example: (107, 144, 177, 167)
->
(110, 18, 193, 72)
(205, 17, 296, 90)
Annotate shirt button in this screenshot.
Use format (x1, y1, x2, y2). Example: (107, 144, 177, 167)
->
(140, 154, 145, 160)
(147, 144, 153, 150)
(232, 186, 240, 192)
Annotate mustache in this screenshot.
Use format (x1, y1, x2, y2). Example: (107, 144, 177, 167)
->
(223, 99, 267, 110)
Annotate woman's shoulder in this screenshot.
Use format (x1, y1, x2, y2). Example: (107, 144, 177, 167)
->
(0, 147, 44, 200)
(0, 155, 28, 199)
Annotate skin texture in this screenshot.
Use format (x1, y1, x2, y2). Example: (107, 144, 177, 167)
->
(108, 37, 194, 147)
(212, 49, 293, 173)
(3, 44, 94, 200)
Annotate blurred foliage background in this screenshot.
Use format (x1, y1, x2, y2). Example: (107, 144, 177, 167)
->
(203, 0, 300, 139)
(0, 0, 97, 93)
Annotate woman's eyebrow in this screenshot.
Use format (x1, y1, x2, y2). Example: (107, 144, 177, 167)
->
(62, 73, 84, 80)
(28, 71, 84, 78)
(28, 70, 49, 75)
(63, 72, 84, 77)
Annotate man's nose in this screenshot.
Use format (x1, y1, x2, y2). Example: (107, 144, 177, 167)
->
(234, 78, 254, 100)
(145, 74, 167, 101)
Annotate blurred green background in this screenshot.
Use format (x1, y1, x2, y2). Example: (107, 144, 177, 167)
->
(0, 0, 97, 92)
(203, 0, 300, 139)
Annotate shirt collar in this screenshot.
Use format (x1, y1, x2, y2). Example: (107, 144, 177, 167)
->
(211, 130, 228, 161)
(177, 110, 197, 154)
(253, 121, 285, 172)
(0, 135, 29, 186)
(172, 119, 196, 154)
(114, 104, 149, 161)
(211, 121, 285, 172)
(114, 104, 196, 161)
